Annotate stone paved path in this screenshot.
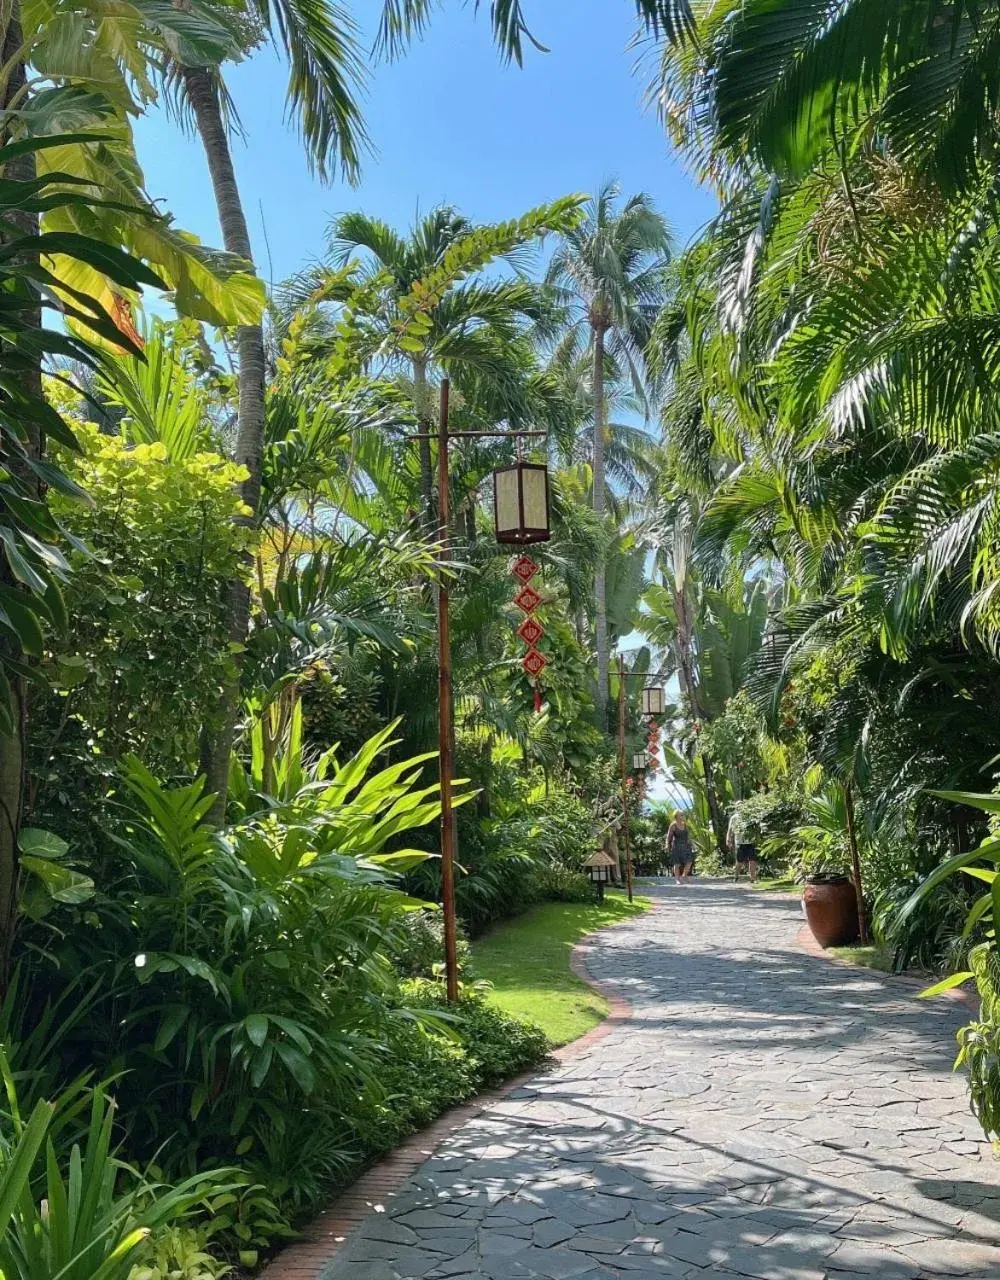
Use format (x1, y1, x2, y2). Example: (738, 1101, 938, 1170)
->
(324, 882, 1000, 1279)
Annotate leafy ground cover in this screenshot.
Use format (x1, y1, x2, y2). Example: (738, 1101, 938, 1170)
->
(472, 893, 650, 1046)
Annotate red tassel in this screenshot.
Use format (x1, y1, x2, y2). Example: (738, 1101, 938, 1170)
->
(534, 684, 543, 713)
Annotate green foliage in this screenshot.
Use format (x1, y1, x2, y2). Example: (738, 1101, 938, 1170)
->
(300, 657, 383, 758)
(526, 863, 593, 903)
(697, 691, 768, 800)
(400, 981, 549, 1088)
(292, 980, 548, 1177)
(955, 943, 1000, 1143)
(0, 132, 168, 734)
(390, 910, 472, 979)
(31, 424, 250, 838)
(97, 320, 218, 460)
(129, 1225, 231, 1280)
(0, 1063, 238, 1280)
(13, 719, 554, 1245)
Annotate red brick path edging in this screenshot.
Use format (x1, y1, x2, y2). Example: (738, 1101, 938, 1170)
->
(259, 912, 642, 1280)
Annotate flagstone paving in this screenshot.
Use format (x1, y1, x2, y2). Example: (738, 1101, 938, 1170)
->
(322, 881, 1000, 1279)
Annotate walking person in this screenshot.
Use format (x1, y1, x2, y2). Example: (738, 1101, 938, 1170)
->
(666, 810, 695, 884)
(727, 808, 759, 884)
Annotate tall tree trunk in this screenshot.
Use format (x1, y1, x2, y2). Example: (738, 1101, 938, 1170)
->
(674, 592, 728, 854)
(592, 324, 609, 725)
(0, 3, 39, 988)
(412, 356, 434, 526)
(700, 755, 728, 856)
(184, 64, 266, 825)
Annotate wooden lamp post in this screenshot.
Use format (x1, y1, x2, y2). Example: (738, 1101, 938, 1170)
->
(411, 381, 548, 1002)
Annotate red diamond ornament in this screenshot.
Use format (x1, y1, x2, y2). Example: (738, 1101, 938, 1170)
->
(517, 616, 545, 646)
(511, 555, 540, 585)
(522, 648, 548, 677)
(513, 585, 543, 614)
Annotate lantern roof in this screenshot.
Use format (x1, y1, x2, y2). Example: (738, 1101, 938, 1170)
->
(585, 849, 616, 869)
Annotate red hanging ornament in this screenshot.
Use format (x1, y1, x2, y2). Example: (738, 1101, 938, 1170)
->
(522, 648, 548, 677)
(517, 616, 545, 646)
(513, 584, 543, 614)
(511, 555, 540, 585)
(534, 684, 543, 713)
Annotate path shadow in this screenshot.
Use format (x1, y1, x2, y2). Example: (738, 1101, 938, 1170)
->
(584, 932, 965, 1071)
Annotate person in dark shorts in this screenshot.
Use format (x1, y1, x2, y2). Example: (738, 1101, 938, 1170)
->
(666, 810, 694, 883)
(727, 810, 758, 883)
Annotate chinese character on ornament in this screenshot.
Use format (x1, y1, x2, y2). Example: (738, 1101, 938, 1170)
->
(522, 649, 548, 677)
(517, 616, 545, 646)
(510, 555, 540, 586)
(513, 584, 543, 614)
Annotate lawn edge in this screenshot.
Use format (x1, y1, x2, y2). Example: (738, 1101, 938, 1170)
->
(557, 911, 639, 1058)
(260, 902, 643, 1280)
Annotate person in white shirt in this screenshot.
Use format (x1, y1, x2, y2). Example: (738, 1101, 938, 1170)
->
(727, 810, 758, 884)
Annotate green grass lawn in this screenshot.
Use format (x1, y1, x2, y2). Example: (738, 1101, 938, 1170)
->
(471, 893, 650, 1048)
(752, 875, 801, 893)
(828, 941, 896, 972)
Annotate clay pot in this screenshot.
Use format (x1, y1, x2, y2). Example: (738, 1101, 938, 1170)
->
(803, 874, 859, 948)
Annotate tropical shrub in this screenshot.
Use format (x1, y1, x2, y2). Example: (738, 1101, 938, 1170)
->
(129, 1225, 232, 1280)
(526, 863, 593, 902)
(399, 981, 549, 1089)
(390, 910, 472, 979)
(30, 425, 250, 853)
(0, 1070, 237, 1280)
(904, 789, 1000, 1138)
(11, 720, 553, 1243)
(731, 788, 806, 858)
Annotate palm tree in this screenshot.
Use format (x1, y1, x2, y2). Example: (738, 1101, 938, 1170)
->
(290, 200, 579, 521)
(646, 0, 1000, 195)
(177, 0, 372, 815)
(546, 181, 671, 721)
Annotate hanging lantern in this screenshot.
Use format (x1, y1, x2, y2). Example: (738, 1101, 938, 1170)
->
(632, 751, 649, 772)
(493, 462, 551, 545)
(642, 685, 665, 718)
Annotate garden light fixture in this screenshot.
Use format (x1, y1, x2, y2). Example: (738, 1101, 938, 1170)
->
(585, 848, 616, 901)
(493, 462, 551, 545)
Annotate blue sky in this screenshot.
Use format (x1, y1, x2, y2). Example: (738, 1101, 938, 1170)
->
(133, 0, 717, 287)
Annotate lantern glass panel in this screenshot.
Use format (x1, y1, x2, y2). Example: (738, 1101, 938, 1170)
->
(642, 686, 664, 717)
(494, 468, 520, 539)
(521, 465, 549, 531)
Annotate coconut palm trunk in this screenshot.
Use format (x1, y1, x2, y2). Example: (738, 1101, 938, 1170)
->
(592, 323, 609, 724)
(673, 588, 727, 854)
(183, 64, 266, 823)
(0, 1, 39, 985)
